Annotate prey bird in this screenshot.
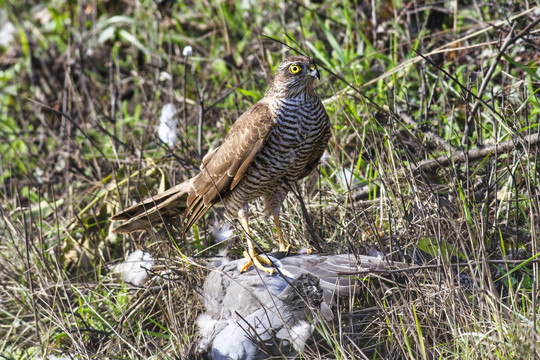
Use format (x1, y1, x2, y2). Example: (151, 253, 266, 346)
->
(111, 56, 330, 274)
(196, 252, 404, 359)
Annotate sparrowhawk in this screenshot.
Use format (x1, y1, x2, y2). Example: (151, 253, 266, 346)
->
(111, 56, 331, 274)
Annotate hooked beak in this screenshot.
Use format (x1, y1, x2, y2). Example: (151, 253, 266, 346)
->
(309, 68, 320, 80)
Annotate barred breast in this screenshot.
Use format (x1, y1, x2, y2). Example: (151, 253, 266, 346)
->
(224, 94, 330, 216)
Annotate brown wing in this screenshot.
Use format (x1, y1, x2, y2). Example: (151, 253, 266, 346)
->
(183, 101, 275, 231)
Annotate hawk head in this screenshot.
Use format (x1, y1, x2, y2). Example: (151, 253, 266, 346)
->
(266, 55, 320, 98)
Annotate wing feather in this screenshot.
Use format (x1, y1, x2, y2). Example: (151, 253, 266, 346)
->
(183, 101, 274, 230)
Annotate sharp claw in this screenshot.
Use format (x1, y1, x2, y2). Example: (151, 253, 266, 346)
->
(241, 251, 275, 274)
(279, 244, 292, 253)
(240, 260, 252, 273)
(281, 245, 313, 256)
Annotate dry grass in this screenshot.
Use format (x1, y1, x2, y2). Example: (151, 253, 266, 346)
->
(1, 0, 539, 359)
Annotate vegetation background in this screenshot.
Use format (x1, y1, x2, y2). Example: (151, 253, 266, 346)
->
(1, 0, 539, 358)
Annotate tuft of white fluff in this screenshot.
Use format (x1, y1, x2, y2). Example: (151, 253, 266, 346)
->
(0, 22, 16, 47)
(182, 45, 193, 57)
(48, 355, 80, 360)
(196, 314, 229, 353)
(158, 104, 178, 146)
(209, 221, 234, 243)
(113, 250, 154, 286)
(197, 314, 218, 338)
(319, 150, 330, 165)
(336, 167, 364, 189)
(290, 320, 315, 352)
(159, 71, 172, 82)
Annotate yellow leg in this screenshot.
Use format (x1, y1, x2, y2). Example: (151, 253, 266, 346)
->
(273, 214, 290, 252)
(239, 214, 274, 274)
(273, 211, 313, 254)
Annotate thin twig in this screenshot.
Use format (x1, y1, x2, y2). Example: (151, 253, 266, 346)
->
(197, 85, 205, 157)
(408, 131, 540, 173)
(466, 16, 540, 132)
(398, 110, 456, 152)
(345, 131, 539, 201)
(462, 22, 517, 145)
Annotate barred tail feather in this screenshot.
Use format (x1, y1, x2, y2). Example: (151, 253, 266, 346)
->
(111, 180, 192, 233)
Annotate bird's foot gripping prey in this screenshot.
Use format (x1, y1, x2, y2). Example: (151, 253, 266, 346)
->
(111, 55, 330, 274)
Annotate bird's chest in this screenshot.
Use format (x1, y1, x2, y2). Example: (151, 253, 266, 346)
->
(270, 100, 322, 151)
(239, 97, 328, 188)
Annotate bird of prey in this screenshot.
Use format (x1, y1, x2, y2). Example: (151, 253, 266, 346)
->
(111, 56, 331, 274)
(195, 253, 401, 359)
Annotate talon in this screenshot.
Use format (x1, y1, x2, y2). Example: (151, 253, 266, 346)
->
(241, 251, 274, 274)
(281, 244, 292, 255)
(238, 212, 274, 274)
(282, 246, 313, 256)
(243, 251, 272, 266)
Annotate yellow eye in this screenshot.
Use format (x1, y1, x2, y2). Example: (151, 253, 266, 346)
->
(289, 64, 301, 74)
